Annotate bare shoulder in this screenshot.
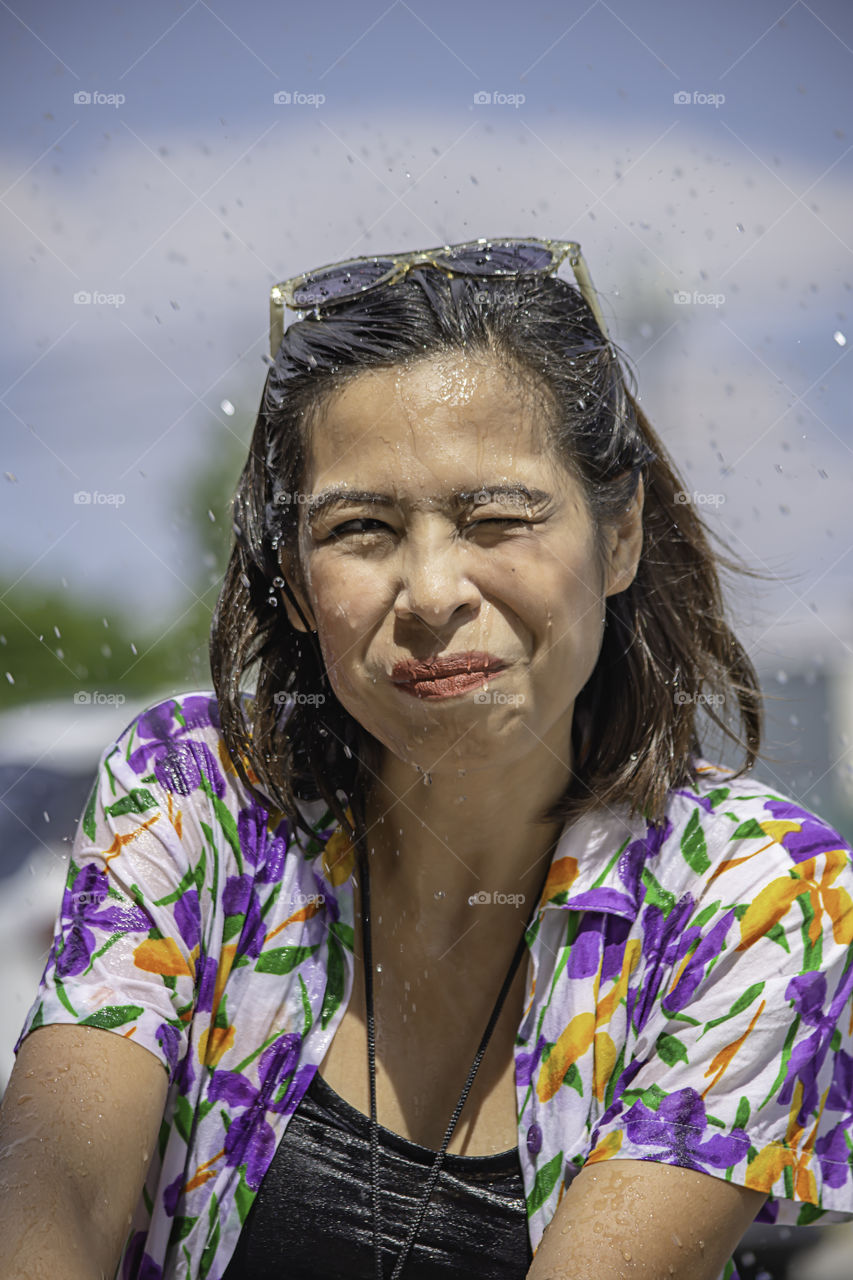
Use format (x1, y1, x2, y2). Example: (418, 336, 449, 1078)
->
(526, 1158, 766, 1279)
(0, 1024, 169, 1277)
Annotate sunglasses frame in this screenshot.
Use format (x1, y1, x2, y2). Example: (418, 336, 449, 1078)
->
(268, 237, 610, 358)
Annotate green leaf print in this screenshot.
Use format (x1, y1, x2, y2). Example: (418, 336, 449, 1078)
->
(656, 1033, 689, 1066)
(640, 868, 675, 916)
(527, 1151, 563, 1216)
(234, 1168, 256, 1227)
(702, 982, 765, 1034)
(79, 1004, 144, 1030)
(255, 944, 320, 976)
(104, 788, 158, 817)
(82, 780, 98, 842)
(320, 933, 345, 1030)
(732, 818, 767, 840)
(681, 810, 710, 875)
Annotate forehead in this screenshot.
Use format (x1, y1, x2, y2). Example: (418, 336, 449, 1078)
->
(304, 353, 557, 481)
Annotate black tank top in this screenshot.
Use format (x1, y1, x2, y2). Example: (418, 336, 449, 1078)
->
(221, 1067, 533, 1279)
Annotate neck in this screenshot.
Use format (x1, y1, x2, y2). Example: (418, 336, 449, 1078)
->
(354, 724, 573, 969)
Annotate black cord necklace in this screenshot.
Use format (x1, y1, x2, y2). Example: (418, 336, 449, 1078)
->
(355, 838, 555, 1280)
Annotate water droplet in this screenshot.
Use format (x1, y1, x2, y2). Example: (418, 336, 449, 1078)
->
(833, 331, 847, 346)
(220, 398, 235, 415)
(433, 889, 446, 900)
(776, 669, 788, 685)
(735, 222, 744, 232)
(376, 963, 383, 973)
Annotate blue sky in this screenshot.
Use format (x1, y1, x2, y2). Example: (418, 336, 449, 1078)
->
(2, 0, 852, 674)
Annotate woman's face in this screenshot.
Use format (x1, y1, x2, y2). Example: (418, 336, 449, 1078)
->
(283, 353, 642, 777)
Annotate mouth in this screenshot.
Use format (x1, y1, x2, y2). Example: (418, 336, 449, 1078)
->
(390, 652, 508, 700)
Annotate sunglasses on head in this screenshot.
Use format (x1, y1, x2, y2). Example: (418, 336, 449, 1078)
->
(268, 237, 610, 358)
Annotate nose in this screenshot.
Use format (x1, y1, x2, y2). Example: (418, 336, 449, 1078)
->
(393, 530, 481, 629)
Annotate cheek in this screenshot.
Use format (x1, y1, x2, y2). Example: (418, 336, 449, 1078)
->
(307, 558, 385, 686)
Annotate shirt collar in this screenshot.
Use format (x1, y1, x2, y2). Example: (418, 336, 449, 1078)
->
(536, 802, 657, 922)
(313, 801, 658, 924)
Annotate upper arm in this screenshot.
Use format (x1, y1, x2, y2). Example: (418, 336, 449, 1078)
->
(0, 1023, 168, 1278)
(527, 1157, 766, 1279)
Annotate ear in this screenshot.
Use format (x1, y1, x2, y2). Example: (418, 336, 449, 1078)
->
(278, 552, 317, 633)
(603, 475, 644, 598)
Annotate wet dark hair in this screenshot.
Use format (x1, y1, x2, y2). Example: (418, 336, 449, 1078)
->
(210, 265, 763, 843)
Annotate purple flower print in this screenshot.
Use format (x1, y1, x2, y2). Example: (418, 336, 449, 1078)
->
(155, 1022, 182, 1078)
(827, 1047, 853, 1112)
(765, 800, 846, 865)
(663, 908, 737, 1015)
(628, 895, 696, 1034)
(618, 819, 672, 905)
(781, 968, 853, 1123)
(207, 1033, 315, 1188)
(196, 953, 221, 1015)
(815, 1121, 850, 1190)
(567, 921, 603, 979)
(128, 703, 225, 799)
(173, 887, 201, 951)
(121, 1231, 164, 1280)
(153, 740, 226, 799)
(222, 875, 266, 960)
(238, 803, 290, 884)
(56, 863, 152, 978)
(526, 1122, 543, 1157)
(621, 1086, 750, 1172)
(516, 1033, 547, 1087)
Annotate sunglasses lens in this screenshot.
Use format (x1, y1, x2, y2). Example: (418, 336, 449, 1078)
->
(292, 259, 396, 306)
(436, 240, 554, 275)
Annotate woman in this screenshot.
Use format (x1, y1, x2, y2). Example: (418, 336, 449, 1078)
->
(2, 239, 852, 1280)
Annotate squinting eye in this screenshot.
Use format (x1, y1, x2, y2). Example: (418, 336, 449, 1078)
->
(327, 518, 391, 538)
(471, 517, 528, 528)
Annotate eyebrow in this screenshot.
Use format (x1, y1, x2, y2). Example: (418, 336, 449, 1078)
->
(305, 484, 552, 520)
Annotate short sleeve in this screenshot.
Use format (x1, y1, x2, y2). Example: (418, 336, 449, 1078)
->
(13, 702, 215, 1085)
(589, 818, 853, 1225)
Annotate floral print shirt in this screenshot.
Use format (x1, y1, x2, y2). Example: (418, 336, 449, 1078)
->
(13, 691, 853, 1280)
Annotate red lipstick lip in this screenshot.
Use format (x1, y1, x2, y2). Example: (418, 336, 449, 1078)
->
(390, 652, 507, 684)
